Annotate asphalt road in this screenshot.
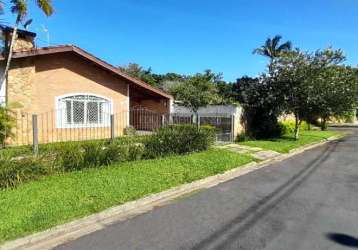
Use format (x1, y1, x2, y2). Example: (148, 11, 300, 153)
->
(57, 130, 358, 250)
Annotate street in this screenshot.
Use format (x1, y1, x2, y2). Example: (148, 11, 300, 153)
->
(57, 129, 358, 250)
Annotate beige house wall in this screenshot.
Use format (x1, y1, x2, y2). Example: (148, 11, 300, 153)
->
(7, 53, 131, 145)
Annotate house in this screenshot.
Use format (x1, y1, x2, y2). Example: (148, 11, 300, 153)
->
(0, 26, 173, 144)
(172, 103, 243, 141)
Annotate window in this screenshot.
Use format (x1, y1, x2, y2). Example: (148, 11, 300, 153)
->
(56, 94, 112, 128)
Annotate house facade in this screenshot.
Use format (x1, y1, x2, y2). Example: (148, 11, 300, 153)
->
(0, 27, 173, 144)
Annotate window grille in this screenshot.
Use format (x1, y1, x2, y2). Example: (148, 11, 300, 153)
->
(56, 94, 112, 128)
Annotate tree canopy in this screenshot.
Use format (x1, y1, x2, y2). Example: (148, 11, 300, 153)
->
(169, 70, 221, 113)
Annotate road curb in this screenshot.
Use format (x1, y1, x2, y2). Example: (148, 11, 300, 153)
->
(0, 136, 342, 250)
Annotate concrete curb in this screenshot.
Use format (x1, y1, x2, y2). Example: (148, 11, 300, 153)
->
(0, 136, 342, 250)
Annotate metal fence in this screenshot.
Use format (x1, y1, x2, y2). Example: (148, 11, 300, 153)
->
(2, 108, 236, 150)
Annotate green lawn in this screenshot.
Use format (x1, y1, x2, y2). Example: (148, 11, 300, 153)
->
(239, 130, 344, 153)
(0, 149, 253, 243)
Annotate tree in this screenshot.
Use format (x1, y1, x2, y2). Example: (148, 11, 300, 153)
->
(270, 49, 311, 139)
(270, 48, 358, 138)
(0, 0, 54, 97)
(215, 81, 235, 104)
(309, 65, 358, 130)
(234, 76, 285, 139)
(253, 35, 292, 72)
(169, 71, 220, 114)
(119, 63, 159, 87)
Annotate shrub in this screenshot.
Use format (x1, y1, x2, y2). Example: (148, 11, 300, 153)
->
(236, 132, 252, 142)
(243, 108, 283, 139)
(0, 107, 15, 147)
(279, 120, 310, 135)
(0, 157, 54, 189)
(145, 125, 215, 158)
(55, 140, 148, 172)
(56, 143, 84, 171)
(124, 126, 137, 136)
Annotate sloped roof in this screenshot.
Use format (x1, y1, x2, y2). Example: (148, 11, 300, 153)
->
(0, 45, 173, 99)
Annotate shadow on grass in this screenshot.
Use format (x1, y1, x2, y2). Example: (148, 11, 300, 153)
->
(192, 140, 339, 250)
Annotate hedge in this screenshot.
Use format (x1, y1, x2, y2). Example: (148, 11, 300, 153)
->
(0, 125, 216, 189)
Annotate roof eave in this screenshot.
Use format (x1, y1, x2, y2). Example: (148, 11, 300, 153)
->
(0, 45, 173, 100)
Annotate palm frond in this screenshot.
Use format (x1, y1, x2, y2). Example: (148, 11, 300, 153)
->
(277, 41, 292, 52)
(271, 35, 282, 50)
(36, 0, 54, 16)
(11, 0, 28, 21)
(253, 47, 265, 55)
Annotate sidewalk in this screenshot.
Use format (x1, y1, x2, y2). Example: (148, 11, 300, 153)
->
(217, 144, 281, 161)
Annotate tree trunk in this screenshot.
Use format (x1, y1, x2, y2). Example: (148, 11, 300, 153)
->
(294, 112, 300, 140)
(321, 117, 328, 131)
(0, 20, 20, 104)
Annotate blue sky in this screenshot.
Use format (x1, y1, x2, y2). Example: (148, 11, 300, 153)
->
(2, 0, 358, 81)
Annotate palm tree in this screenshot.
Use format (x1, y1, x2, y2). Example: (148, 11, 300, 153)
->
(0, 0, 54, 99)
(253, 35, 292, 64)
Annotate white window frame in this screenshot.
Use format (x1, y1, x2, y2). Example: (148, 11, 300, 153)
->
(55, 93, 113, 128)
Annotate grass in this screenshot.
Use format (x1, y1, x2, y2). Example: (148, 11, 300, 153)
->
(0, 149, 253, 243)
(239, 130, 344, 153)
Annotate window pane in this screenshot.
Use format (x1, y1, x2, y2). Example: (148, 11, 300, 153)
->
(65, 100, 72, 123)
(73, 101, 85, 124)
(87, 101, 99, 123)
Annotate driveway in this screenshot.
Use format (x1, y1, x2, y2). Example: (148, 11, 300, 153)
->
(56, 130, 358, 250)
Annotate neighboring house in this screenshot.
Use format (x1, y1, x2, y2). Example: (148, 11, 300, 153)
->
(172, 103, 244, 141)
(0, 26, 173, 144)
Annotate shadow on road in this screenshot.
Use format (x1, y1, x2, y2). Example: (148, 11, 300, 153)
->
(326, 233, 358, 248)
(192, 141, 339, 250)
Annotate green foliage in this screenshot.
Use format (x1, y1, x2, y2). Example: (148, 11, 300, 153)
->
(235, 76, 285, 139)
(279, 120, 310, 135)
(119, 63, 160, 87)
(239, 130, 342, 153)
(335, 110, 357, 123)
(0, 156, 54, 189)
(270, 48, 358, 132)
(235, 132, 252, 142)
(123, 126, 137, 136)
(169, 70, 221, 112)
(0, 126, 215, 189)
(145, 125, 216, 158)
(253, 35, 292, 61)
(0, 107, 15, 147)
(55, 141, 147, 172)
(0, 149, 253, 242)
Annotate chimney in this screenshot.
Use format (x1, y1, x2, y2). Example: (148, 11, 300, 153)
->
(1, 26, 36, 52)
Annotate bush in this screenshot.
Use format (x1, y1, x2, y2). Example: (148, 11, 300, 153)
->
(236, 132, 252, 142)
(0, 127, 215, 189)
(243, 108, 283, 139)
(145, 125, 215, 158)
(124, 126, 137, 136)
(0, 107, 15, 147)
(55, 140, 147, 172)
(56, 143, 85, 171)
(279, 120, 310, 135)
(0, 157, 54, 189)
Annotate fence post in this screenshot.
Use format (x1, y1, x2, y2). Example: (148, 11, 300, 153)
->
(32, 114, 39, 155)
(197, 114, 201, 129)
(231, 115, 235, 142)
(110, 114, 115, 140)
(161, 114, 166, 127)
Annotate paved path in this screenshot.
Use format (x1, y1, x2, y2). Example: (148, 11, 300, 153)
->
(217, 144, 281, 161)
(57, 130, 358, 250)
